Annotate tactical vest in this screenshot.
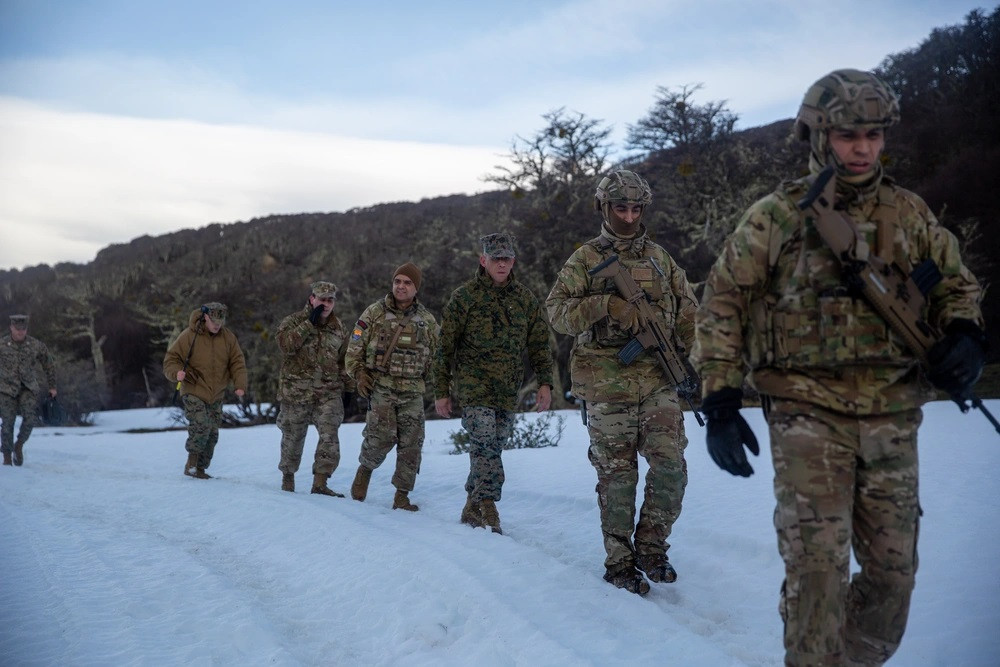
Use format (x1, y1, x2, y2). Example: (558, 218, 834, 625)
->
(747, 180, 916, 370)
(373, 306, 434, 379)
(584, 236, 678, 348)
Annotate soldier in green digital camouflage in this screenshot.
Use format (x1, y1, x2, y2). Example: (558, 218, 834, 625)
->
(433, 232, 554, 534)
(1, 314, 57, 467)
(163, 303, 247, 479)
(346, 263, 439, 511)
(275, 281, 352, 497)
(693, 69, 985, 665)
(546, 170, 699, 596)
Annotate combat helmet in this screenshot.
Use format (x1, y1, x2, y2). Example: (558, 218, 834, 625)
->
(594, 170, 652, 222)
(794, 69, 900, 165)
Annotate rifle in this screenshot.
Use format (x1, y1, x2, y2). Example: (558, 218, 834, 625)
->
(588, 254, 705, 426)
(171, 309, 206, 406)
(798, 165, 999, 435)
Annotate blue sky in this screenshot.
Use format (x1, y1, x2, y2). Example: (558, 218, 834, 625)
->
(0, 0, 989, 269)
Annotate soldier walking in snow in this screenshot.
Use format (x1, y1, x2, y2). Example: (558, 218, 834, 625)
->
(346, 263, 438, 511)
(433, 232, 554, 534)
(693, 69, 985, 664)
(275, 281, 352, 497)
(163, 302, 247, 479)
(1, 314, 57, 467)
(546, 170, 699, 596)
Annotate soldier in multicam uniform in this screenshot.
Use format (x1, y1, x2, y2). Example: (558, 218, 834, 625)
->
(163, 302, 247, 479)
(275, 281, 353, 497)
(693, 69, 985, 665)
(546, 170, 699, 596)
(433, 232, 554, 534)
(1, 314, 57, 467)
(346, 263, 439, 511)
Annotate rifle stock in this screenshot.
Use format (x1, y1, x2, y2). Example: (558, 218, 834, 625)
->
(589, 255, 704, 426)
(799, 166, 999, 435)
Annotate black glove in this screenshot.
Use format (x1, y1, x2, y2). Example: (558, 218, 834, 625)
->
(308, 304, 325, 325)
(701, 387, 760, 478)
(927, 319, 986, 399)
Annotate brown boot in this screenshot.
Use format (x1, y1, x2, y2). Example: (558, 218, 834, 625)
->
(637, 553, 677, 583)
(12, 441, 24, 466)
(392, 490, 419, 511)
(604, 564, 651, 596)
(2, 450, 11, 466)
(479, 499, 502, 534)
(183, 452, 198, 477)
(193, 467, 212, 479)
(311, 473, 344, 497)
(281, 473, 295, 492)
(460, 494, 483, 528)
(350, 465, 372, 501)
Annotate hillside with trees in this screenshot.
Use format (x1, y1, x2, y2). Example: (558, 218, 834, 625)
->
(2, 8, 997, 422)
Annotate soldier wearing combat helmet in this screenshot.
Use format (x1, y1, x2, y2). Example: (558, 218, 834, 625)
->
(547, 169, 699, 596)
(693, 69, 984, 664)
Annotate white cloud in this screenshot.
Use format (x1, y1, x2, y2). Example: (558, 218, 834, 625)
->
(0, 99, 508, 269)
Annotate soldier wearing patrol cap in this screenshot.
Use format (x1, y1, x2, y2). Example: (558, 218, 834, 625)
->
(693, 69, 985, 664)
(275, 281, 353, 497)
(433, 232, 554, 534)
(1, 314, 57, 466)
(346, 262, 439, 511)
(546, 170, 699, 596)
(163, 302, 247, 479)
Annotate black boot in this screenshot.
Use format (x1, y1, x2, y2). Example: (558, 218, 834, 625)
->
(603, 564, 650, 596)
(637, 553, 677, 583)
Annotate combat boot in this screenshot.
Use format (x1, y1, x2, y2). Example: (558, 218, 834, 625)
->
(12, 441, 24, 466)
(636, 553, 677, 583)
(193, 467, 212, 479)
(311, 473, 344, 497)
(392, 490, 419, 511)
(479, 499, 502, 535)
(2, 451, 11, 466)
(350, 465, 372, 501)
(460, 494, 483, 528)
(183, 452, 198, 477)
(281, 473, 295, 492)
(603, 564, 650, 596)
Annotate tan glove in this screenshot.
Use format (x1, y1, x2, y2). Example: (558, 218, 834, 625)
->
(357, 369, 375, 398)
(607, 295, 641, 335)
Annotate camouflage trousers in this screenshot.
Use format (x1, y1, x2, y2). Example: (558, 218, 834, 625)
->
(586, 389, 688, 570)
(461, 406, 515, 502)
(182, 394, 222, 470)
(277, 396, 344, 476)
(0, 389, 38, 453)
(768, 398, 921, 667)
(359, 385, 424, 492)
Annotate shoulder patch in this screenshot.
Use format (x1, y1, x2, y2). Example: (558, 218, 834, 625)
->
(351, 320, 367, 341)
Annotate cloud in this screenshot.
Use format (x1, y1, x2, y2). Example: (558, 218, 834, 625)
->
(0, 98, 508, 269)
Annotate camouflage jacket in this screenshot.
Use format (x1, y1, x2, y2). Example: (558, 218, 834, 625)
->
(276, 305, 351, 403)
(346, 295, 439, 394)
(163, 309, 248, 404)
(693, 173, 983, 415)
(546, 223, 699, 402)
(0, 334, 56, 398)
(433, 267, 554, 411)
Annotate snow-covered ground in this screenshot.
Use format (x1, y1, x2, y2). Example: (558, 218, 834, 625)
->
(2, 401, 998, 666)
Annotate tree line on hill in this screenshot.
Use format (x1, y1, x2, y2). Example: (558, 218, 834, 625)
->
(1, 8, 996, 423)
